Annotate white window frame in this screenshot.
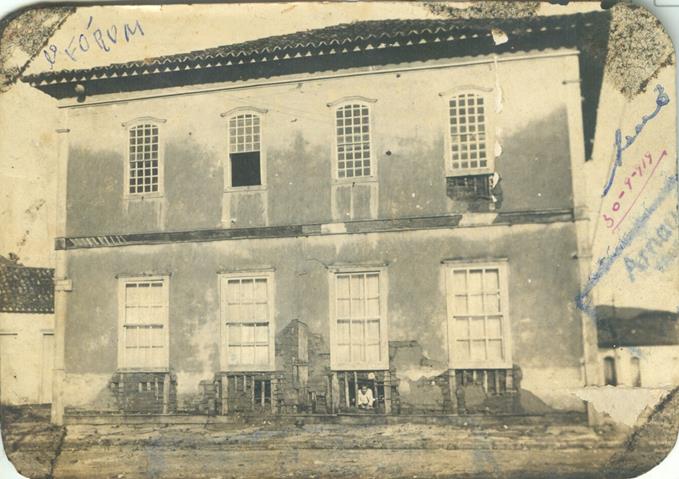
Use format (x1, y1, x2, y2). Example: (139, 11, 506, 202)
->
(117, 275, 170, 372)
(328, 266, 389, 371)
(222, 107, 268, 192)
(444, 260, 512, 369)
(329, 97, 377, 183)
(122, 117, 166, 199)
(219, 271, 276, 372)
(442, 87, 494, 177)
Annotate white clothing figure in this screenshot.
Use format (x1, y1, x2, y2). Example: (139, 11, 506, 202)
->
(357, 386, 375, 409)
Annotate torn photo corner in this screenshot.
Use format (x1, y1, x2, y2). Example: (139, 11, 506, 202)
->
(0, 1, 678, 478)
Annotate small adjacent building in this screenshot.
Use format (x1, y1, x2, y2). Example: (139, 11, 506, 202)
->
(24, 12, 611, 419)
(597, 306, 679, 389)
(0, 258, 55, 405)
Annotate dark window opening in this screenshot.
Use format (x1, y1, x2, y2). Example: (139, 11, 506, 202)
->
(348, 378, 376, 406)
(603, 356, 617, 386)
(254, 379, 271, 406)
(230, 151, 261, 187)
(446, 174, 493, 200)
(342, 376, 384, 410)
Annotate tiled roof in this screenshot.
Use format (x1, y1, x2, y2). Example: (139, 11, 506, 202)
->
(596, 306, 679, 348)
(0, 265, 54, 314)
(23, 12, 610, 98)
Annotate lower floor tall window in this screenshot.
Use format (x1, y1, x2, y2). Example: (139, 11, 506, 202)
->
(119, 277, 169, 370)
(446, 262, 511, 368)
(330, 269, 388, 370)
(221, 273, 275, 370)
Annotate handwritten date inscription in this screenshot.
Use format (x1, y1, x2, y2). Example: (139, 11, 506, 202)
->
(43, 16, 144, 68)
(602, 149, 668, 232)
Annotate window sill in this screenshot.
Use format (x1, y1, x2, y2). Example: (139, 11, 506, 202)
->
(328, 262, 388, 272)
(442, 257, 508, 265)
(331, 363, 389, 372)
(116, 367, 170, 373)
(445, 169, 493, 178)
(224, 185, 267, 193)
(125, 193, 164, 201)
(332, 177, 378, 185)
(448, 362, 512, 370)
(221, 365, 276, 373)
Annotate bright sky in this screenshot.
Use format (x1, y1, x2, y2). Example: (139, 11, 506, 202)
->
(26, 2, 598, 74)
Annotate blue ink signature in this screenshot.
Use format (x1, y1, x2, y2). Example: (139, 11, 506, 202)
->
(577, 173, 678, 317)
(601, 85, 670, 197)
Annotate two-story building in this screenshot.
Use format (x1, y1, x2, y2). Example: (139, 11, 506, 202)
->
(597, 305, 679, 389)
(24, 12, 610, 420)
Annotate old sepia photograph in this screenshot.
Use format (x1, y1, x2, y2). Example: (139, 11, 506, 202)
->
(0, 1, 678, 477)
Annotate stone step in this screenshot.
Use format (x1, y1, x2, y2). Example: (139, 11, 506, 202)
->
(59, 422, 627, 452)
(63, 411, 589, 427)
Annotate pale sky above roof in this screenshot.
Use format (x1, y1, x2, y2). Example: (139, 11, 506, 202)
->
(25, 2, 599, 75)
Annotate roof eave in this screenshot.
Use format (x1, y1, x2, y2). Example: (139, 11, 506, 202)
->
(23, 12, 610, 100)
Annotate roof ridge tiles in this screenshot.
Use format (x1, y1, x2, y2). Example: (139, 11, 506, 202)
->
(22, 12, 610, 96)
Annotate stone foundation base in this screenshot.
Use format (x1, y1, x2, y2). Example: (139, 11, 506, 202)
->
(109, 371, 177, 414)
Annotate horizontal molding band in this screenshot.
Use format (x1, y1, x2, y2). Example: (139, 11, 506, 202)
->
(55, 209, 574, 251)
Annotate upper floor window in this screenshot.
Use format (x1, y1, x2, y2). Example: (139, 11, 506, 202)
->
(445, 262, 511, 368)
(329, 268, 388, 371)
(448, 92, 489, 174)
(118, 276, 169, 370)
(220, 272, 275, 370)
(336, 103, 372, 179)
(228, 113, 262, 187)
(127, 122, 162, 196)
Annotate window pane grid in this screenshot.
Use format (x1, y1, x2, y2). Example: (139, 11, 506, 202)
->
(229, 114, 261, 154)
(225, 277, 270, 366)
(123, 280, 166, 368)
(128, 124, 160, 194)
(335, 272, 380, 364)
(336, 104, 371, 178)
(451, 267, 504, 363)
(449, 93, 487, 171)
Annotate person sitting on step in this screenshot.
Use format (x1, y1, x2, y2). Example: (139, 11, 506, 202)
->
(357, 385, 375, 409)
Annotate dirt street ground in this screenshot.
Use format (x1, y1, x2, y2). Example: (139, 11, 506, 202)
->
(3, 408, 645, 479)
(5, 398, 679, 479)
(53, 447, 623, 479)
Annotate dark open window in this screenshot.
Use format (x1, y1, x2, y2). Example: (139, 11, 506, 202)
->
(347, 376, 379, 408)
(228, 113, 262, 187)
(446, 173, 492, 200)
(230, 151, 261, 187)
(254, 379, 271, 405)
(603, 356, 617, 386)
